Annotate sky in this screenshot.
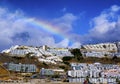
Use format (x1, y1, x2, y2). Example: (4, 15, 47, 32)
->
(0, 0, 120, 50)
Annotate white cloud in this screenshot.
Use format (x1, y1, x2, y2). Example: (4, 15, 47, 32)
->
(70, 42, 81, 48)
(81, 5, 120, 44)
(53, 13, 77, 33)
(56, 39, 69, 48)
(0, 7, 81, 50)
(61, 8, 66, 12)
(111, 5, 120, 12)
(90, 13, 116, 34)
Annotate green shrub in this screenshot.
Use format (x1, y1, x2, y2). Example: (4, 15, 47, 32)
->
(62, 56, 73, 61)
(59, 66, 65, 69)
(63, 61, 70, 65)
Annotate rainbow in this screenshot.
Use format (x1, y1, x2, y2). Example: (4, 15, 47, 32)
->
(24, 18, 69, 39)
(22, 18, 76, 45)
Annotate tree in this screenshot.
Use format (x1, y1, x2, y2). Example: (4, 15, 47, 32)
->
(70, 48, 83, 61)
(62, 56, 73, 61)
(112, 55, 118, 63)
(112, 55, 117, 60)
(116, 78, 120, 84)
(71, 48, 82, 56)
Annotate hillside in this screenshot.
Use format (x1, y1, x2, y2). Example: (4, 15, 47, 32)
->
(63, 56, 120, 64)
(0, 53, 120, 73)
(0, 65, 10, 77)
(0, 53, 63, 69)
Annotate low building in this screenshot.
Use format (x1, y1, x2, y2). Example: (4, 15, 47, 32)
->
(46, 48, 73, 57)
(68, 63, 120, 84)
(7, 63, 37, 73)
(81, 43, 118, 57)
(40, 68, 54, 76)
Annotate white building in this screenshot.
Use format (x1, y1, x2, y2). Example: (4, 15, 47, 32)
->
(47, 48, 73, 57)
(2, 45, 74, 64)
(68, 63, 120, 83)
(8, 63, 37, 73)
(82, 43, 117, 52)
(81, 43, 118, 57)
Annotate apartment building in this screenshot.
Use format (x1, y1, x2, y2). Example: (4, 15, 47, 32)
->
(6, 63, 37, 73)
(81, 43, 118, 57)
(67, 63, 120, 83)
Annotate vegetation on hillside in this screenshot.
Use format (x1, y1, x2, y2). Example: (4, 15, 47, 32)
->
(70, 48, 83, 60)
(62, 48, 83, 62)
(62, 48, 120, 64)
(0, 53, 56, 69)
(0, 51, 120, 73)
(62, 56, 73, 62)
